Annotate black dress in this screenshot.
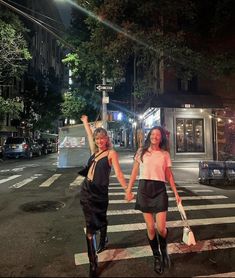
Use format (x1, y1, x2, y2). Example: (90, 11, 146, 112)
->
(80, 153, 111, 234)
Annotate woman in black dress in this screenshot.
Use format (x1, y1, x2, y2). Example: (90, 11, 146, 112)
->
(125, 126, 181, 274)
(80, 115, 130, 277)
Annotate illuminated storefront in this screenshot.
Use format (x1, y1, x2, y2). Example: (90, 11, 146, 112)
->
(142, 107, 214, 161)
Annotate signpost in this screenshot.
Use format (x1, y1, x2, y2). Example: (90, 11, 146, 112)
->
(96, 76, 114, 129)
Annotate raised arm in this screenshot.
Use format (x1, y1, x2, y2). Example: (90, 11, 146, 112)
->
(80, 115, 96, 155)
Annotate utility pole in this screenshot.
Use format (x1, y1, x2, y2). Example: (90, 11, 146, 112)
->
(102, 67, 108, 130)
(95, 69, 114, 130)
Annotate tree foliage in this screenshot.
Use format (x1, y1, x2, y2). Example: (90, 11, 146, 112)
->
(0, 96, 22, 118)
(0, 10, 31, 84)
(65, 0, 235, 107)
(61, 88, 101, 122)
(21, 71, 63, 132)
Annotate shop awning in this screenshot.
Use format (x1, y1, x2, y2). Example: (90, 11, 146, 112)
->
(148, 94, 224, 109)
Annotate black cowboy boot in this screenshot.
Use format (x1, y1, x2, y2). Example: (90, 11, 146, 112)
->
(97, 226, 108, 254)
(158, 229, 171, 269)
(147, 234, 164, 274)
(86, 234, 98, 278)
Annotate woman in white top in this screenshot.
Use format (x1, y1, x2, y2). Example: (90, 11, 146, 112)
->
(126, 126, 181, 275)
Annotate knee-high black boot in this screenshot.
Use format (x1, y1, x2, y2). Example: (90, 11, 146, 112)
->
(158, 229, 171, 269)
(86, 234, 98, 278)
(147, 234, 164, 274)
(97, 226, 108, 254)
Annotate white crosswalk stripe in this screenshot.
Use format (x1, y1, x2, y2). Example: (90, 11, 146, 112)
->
(109, 190, 184, 195)
(195, 272, 235, 277)
(109, 195, 228, 203)
(70, 175, 84, 186)
(0, 175, 21, 184)
(83, 216, 235, 233)
(9, 176, 39, 189)
(74, 237, 235, 265)
(39, 174, 62, 187)
(108, 189, 213, 196)
(109, 183, 205, 188)
(107, 203, 235, 215)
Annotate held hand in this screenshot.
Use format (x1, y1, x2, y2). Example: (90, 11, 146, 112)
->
(125, 191, 135, 202)
(80, 115, 88, 124)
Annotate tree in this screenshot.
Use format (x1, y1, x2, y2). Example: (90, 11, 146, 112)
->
(61, 88, 101, 122)
(66, 0, 235, 107)
(0, 9, 31, 118)
(0, 96, 22, 118)
(21, 71, 63, 132)
(0, 9, 31, 84)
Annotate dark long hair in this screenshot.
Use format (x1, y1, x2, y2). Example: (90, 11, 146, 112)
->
(140, 126, 168, 161)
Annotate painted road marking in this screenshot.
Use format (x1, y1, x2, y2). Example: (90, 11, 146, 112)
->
(190, 189, 213, 192)
(109, 183, 202, 188)
(9, 176, 39, 189)
(110, 174, 131, 179)
(0, 169, 10, 173)
(109, 190, 184, 195)
(70, 175, 84, 186)
(39, 174, 62, 187)
(104, 216, 235, 232)
(83, 216, 235, 233)
(109, 185, 138, 189)
(0, 175, 21, 184)
(74, 237, 235, 265)
(195, 272, 235, 277)
(107, 203, 235, 215)
(109, 195, 228, 203)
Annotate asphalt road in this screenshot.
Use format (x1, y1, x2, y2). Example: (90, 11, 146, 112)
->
(0, 150, 235, 277)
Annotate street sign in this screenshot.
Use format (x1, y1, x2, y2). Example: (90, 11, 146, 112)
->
(95, 84, 114, 92)
(102, 96, 109, 104)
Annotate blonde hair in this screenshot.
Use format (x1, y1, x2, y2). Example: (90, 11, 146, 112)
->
(93, 127, 111, 149)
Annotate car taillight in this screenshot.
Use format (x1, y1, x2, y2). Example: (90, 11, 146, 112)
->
(22, 143, 29, 149)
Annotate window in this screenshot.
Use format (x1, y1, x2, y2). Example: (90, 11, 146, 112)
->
(176, 118, 204, 153)
(177, 76, 198, 92)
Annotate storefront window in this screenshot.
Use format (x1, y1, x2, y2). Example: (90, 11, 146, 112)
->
(176, 118, 204, 153)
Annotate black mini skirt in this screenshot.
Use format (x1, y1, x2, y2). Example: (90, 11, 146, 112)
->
(135, 179, 168, 213)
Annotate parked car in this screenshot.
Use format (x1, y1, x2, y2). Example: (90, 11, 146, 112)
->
(49, 138, 58, 153)
(2, 137, 42, 159)
(36, 138, 53, 155)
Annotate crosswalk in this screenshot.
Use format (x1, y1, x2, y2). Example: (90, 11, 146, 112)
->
(75, 237, 235, 265)
(0, 172, 83, 189)
(0, 170, 234, 276)
(73, 180, 235, 277)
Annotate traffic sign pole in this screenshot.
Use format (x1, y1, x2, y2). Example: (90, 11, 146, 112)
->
(102, 68, 107, 130)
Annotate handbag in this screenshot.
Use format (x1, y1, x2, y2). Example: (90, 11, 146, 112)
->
(77, 150, 107, 177)
(77, 165, 90, 177)
(177, 202, 196, 246)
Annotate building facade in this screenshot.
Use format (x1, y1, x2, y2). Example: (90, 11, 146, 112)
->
(0, 0, 66, 143)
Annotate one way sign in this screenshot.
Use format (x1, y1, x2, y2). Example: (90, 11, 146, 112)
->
(95, 84, 114, 92)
